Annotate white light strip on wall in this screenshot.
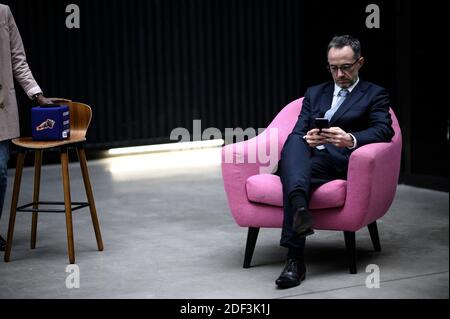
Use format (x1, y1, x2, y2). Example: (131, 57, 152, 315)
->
(108, 139, 225, 156)
(107, 148, 222, 177)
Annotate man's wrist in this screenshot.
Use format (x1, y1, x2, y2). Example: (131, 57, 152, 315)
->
(32, 92, 43, 101)
(347, 133, 357, 149)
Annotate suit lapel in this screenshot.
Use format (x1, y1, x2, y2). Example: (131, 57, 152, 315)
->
(329, 81, 367, 125)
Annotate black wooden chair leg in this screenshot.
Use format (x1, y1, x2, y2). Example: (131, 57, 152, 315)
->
(368, 221, 381, 252)
(243, 227, 260, 268)
(344, 231, 357, 274)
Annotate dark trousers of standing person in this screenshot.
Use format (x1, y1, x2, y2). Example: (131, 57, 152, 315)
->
(276, 134, 349, 260)
(0, 140, 9, 250)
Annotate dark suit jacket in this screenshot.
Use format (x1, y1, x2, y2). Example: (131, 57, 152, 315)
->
(292, 80, 395, 167)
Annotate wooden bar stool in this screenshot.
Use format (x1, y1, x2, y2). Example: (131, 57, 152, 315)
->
(4, 101, 104, 264)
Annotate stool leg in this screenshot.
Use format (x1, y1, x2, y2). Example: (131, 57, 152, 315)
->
(61, 149, 75, 264)
(77, 147, 104, 251)
(31, 150, 42, 249)
(4, 151, 26, 262)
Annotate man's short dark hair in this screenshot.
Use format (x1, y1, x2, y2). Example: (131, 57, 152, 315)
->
(327, 35, 361, 59)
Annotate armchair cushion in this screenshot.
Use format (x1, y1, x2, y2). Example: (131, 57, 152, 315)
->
(246, 174, 347, 210)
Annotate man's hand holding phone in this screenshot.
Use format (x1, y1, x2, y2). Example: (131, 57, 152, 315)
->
(303, 118, 329, 147)
(320, 127, 354, 148)
(303, 118, 354, 148)
(303, 128, 327, 147)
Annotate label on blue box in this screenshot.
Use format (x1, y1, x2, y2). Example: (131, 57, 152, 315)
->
(31, 105, 71, 141)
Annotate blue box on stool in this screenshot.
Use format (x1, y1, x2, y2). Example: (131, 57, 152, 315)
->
(31, 105, 70, 141)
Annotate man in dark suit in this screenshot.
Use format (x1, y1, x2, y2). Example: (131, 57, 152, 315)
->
(275, 35, 394, 288)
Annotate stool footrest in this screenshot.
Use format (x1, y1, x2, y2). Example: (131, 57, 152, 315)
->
(17, 201, 90, 213)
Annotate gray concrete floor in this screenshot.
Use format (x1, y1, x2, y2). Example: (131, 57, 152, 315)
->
(0, 148, 448, 299)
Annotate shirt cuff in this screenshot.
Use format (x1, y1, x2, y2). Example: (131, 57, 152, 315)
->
(26, 87, 43, 100)
(347, 133, 357, 150)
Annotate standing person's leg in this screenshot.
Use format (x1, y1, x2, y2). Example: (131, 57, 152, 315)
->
(0, 140, 10, 251)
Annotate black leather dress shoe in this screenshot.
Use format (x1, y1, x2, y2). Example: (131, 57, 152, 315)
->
(0, 235, 6, 252)
(275, 258, 306, 289)
(293, 207, 314, 236)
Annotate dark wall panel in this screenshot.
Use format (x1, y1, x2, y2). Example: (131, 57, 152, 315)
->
(5, 0, 304, 148)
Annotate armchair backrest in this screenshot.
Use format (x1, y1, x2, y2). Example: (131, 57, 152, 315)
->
(266, 98, 304, 146)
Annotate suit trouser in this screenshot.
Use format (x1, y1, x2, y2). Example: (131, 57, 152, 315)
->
(277, 134, 348, 249)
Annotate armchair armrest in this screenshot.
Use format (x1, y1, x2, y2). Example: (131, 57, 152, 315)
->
(221, 128, 281, 226)
(343, 140, 402, 230)
(222, 127, 280, 174)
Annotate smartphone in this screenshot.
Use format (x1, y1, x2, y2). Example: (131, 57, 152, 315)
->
(315, 118, 329, 131)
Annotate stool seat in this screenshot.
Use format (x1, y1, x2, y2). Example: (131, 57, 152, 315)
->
(4, 101, 104, 264)
(12, 137, 87, 149)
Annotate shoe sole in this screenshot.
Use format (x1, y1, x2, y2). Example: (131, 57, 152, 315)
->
(297, 228, 315, 238)
(293, 213, 314, 235)
(276, 273, 306, 289)
(294, 219, 314, 235)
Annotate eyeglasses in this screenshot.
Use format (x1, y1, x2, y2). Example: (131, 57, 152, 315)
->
(327, 58, 361, 73)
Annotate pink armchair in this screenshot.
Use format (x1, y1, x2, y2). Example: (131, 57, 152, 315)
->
(221, 98, 402, 273)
